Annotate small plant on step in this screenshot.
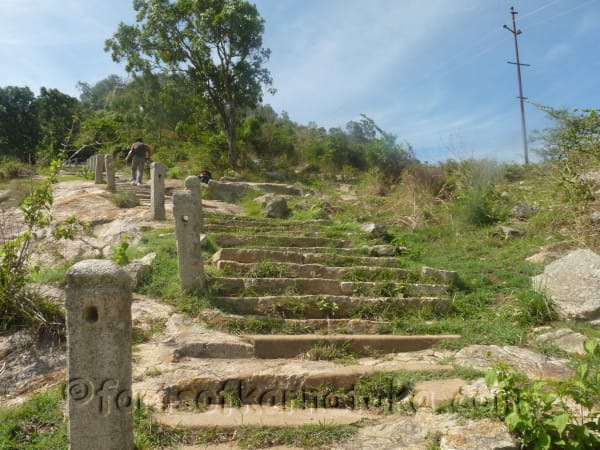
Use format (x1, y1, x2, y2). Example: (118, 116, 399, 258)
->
(303, 340, 358, 362)
(112, 234, 130, 266)
(316, 296, 339, 318)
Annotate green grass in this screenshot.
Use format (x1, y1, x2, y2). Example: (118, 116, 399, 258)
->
(0, 385, 68, 449)
(235, 422, 358, 449)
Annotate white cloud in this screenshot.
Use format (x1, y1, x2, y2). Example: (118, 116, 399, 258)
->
(543, 44, 570, 62)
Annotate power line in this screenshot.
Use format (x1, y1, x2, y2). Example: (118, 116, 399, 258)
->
(504, 6, 530, 164)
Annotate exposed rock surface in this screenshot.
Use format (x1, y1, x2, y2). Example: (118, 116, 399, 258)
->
(532, 248, 600, 320)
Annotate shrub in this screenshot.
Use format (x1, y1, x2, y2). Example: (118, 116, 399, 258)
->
(486, 340, 600, 449)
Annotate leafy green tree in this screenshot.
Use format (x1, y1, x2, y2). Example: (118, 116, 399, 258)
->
(533, 105, 600, 202)
(105, 0, 273, 169)
(36, 87, 79, 162)
(77, 74, 127, 111)
(0, 86, 40, 163)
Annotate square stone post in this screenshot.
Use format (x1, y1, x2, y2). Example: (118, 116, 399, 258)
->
(173, 176, 205, 290)
(94, 154, 105, 184)
(65, 260, 134, 450)
(150, 162, 166, 220)
(105, 154, 116, 191)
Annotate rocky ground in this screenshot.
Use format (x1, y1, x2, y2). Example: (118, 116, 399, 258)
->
(0, 173, 594, 449)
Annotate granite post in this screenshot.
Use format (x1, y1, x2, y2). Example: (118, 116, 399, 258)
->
(104, 154, 116, 191)
(173, 176, 205, 290)
(94, 154, 105, 184)
(150, 162, 166, 220)
(65, 260, 134, 450)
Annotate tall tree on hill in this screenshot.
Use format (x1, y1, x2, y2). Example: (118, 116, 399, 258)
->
(0, 86, 40, 163)
(105, 0, 273, 169)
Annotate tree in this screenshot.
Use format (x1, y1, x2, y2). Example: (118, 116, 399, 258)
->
(533, 105, 600, 202)
(105, 0, 273, 168)
(36, 87, 80, 162)
(0, 86, 40, 163)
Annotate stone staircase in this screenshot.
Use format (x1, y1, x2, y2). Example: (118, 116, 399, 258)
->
(131, 203, 486, 435)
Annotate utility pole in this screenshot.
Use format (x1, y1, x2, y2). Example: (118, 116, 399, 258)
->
(504, 6, 530, 165)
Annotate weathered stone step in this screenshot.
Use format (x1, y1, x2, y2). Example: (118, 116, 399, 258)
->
(216, 260, 413, 281)
(212, 294, 451, 318)
(204, 216, 331, 228)
(211, 248, 401, 267)
(153, 406, 377, 428)
(251, 334, 461, 359)
(213, 233, 353, 248)
(210, 277, 448, 298)
(201, 310, 390, 334)
(151, 359, 456, 410)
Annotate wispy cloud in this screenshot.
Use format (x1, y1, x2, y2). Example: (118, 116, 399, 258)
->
(543, 44, 570, 62)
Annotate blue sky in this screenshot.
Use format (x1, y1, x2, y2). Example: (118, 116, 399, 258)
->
(1, 0, 599, 163)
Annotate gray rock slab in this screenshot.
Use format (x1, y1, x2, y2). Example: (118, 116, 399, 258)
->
(535, 328, 589, 354)
(532, 248, 600, 320)
(454, 345, 571, 380)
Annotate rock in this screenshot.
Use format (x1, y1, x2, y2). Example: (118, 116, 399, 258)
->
(526, 251, 563, 265)
(454, 345, 571, 380)
(535, 328, 590, 355)
(410, 378, 467, 409)
(422, 266, 459, 285)
(264, 196, 291, 218)
(500, 226, 524, 239)
(124, 252, 156, 290)
(361, 223, 387, 238)
(207, 180, 304, 203)
(332, 410, 517, 450)
(532, 249, 600, 320)
(163, 314, 254, 360)
(509, 202, 538, 219)
(590, 211, 600, 224)
(367, 245, 397, 257)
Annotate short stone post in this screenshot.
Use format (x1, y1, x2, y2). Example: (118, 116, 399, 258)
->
(94, 154, 105, 184)
(104, 154, 116, 191)
(150, 162, 166, 220)
(173, 176, 205, 290)
(65, 260, 134, 450)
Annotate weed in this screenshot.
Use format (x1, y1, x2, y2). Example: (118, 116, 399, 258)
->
(316, 297, 339, 318)
(247, 260, 288, 278)
(112, 233, 130, 265)
(303, 340, 358, 362)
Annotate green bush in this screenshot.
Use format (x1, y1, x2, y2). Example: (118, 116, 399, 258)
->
(486, 340, 600, 449)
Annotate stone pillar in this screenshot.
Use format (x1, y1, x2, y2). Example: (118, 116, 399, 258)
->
(105, 154, 116, 191)
(150, 162, 166, 220)
(173, 176, 205, 290)
(65, 260, 134, 450)
(94, 155, 105, 184)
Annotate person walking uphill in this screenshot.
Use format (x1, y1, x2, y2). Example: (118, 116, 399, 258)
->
(126, 138, 152, 185)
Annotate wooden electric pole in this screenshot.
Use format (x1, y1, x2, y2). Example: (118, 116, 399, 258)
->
(504, 6, 530, 164)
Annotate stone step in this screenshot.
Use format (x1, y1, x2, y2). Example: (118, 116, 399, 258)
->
(212, 234, 353, 248)
(139, 357, 456, 411)
(153, 406, 378, 428)
(216, 260, 414, 281)
(212, 295, 451, 318)
(210, 248, 401, 267)
(204, 216, 332, 228)
(251, 334, 461, 359)
(200, 310, 390, 334)
(210, 277, 448, 298)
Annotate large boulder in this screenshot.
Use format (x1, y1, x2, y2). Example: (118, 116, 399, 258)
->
(532, 249, 600, 320)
